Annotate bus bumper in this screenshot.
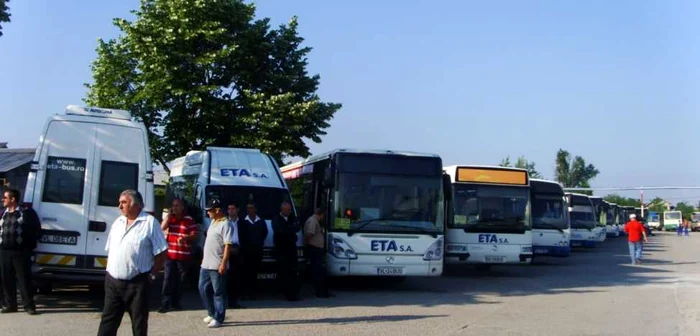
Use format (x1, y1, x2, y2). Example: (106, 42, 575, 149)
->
(326, 255, 442, 277)
(532, 245, 571, 257)
(570, 240, 597, 248)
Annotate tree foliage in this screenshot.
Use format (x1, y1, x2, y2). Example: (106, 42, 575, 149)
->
(0, 0, 10, 37)
(85, 0, 341, 170)
(554, 149, 599, 195)
(499, 155, 542, 179)
(603, 194, 668, 214)
(675, 202, 696, 220)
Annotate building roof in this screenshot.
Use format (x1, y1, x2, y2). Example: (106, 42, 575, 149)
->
(0, 148, 35, 173)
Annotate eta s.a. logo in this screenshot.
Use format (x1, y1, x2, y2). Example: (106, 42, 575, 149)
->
(371, 240, 413, 252)
(220, 168, 269, 178)
(478, 234, 510, 244)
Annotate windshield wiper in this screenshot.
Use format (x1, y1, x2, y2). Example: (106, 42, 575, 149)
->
(384, 223, 440, 238)
(534, 222, 564, 233)
(346, 218, 395, 236)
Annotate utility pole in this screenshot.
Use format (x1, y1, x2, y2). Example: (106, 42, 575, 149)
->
(641, 189, 644, 218)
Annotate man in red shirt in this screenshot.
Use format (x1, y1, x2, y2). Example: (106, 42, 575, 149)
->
(159, 198, 198, 313)
(624, 214, 648, 265)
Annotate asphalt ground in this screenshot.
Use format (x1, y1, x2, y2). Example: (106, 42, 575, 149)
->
(2, 231, 698, 336)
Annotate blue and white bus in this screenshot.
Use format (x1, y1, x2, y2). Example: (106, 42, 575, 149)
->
(281, 149, 447, 278)
(566, 193, 598, 248)
(444, 166, 533, 270)
(530, 179, 570, 257)
(607, 203, 622, 237)
(588, 196, 608, 242)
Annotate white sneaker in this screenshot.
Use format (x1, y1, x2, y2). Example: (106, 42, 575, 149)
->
(208, 319, 222, 328)
(203, 316, 213, 323)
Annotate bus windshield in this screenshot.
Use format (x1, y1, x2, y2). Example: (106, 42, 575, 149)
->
(452, 185, 530, 231)
(531, 194, 568, 230)
(332, 173, 443, 233)
(648, 214, 660, 222)
(570, 206, 596, 229)
(206, 186, 292, 221)
(665, 212, 681, 220)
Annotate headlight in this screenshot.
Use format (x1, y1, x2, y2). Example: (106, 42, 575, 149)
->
(328, 234, 357, 259)
(423, 237, 444, 261)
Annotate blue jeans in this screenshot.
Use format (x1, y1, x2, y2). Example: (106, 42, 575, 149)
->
(198, 269, 227, 323)
(628, 242, 643, 264)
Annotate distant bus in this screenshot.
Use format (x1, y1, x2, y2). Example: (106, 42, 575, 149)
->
(663, 211, 682, 231)
(565, 193, 599, 248)
(691, 212, 700, 231)
(530, 179, 570, 257)
(607, 203, 621, 238)
(444, 166, 533, 270)
(647, 211, 661, 231)
(588, 196, 608, 242)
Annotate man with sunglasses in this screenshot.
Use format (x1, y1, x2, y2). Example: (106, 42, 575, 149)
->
(0, 188, 42, 315)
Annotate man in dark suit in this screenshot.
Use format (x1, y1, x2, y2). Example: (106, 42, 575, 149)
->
(271, 201, 300, 301)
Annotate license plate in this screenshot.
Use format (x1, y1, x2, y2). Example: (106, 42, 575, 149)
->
(571, 241, 582, 247)
(40, 234, 77, 245)
(534, 248, 549, 254)
(484, 256, 506, 263)
(376, 267, 404, 276)
(571, 233, 582, 239)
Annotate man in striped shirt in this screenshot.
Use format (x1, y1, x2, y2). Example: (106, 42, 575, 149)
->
(158, 198, 198, 313)
(97, 190, 168, 336)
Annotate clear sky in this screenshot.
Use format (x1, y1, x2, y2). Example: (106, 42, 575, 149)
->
(1, 0, 698, 204)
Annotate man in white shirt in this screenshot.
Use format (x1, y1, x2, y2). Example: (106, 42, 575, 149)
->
(97, 189, 168, 336)
(199, 199, 234, 328)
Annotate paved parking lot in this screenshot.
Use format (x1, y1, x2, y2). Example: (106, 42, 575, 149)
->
(2, 232, 700, 336)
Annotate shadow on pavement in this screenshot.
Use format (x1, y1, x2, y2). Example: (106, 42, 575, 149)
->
(32, 234, 681, 314)
(222, 314, 447, 327)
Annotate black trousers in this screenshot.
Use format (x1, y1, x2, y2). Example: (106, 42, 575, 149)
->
(97, 273, 150, 336)
(161, 258, 189, 308)
(242, 247, 263, 297)
(275, 245, 299, 299)
(307, 246, 328, 296)
(0, 249, 35, 310)
(226, 252, 243, 305)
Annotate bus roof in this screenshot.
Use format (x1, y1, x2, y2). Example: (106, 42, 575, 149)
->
(281, 148, 440, 172)
(530, 179, 564, 194)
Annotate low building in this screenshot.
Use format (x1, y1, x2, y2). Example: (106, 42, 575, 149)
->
(0, 143, 36, 197)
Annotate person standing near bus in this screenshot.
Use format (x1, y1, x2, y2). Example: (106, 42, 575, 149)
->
(272, 201, 301, 301)
(0, 188, 41, 315)
(304, 208, 331, 298)
(624, 214, 648, 265)
(198, 199, 234, 328)
(98, 190, 168, 336)
(238, 202, 268, 300)
(158, 198, 198, 313)
(225, 203, 243, 309)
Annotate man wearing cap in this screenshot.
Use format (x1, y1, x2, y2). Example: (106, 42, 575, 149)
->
(198, 199, 234, 328)
(624, 214, 648, 265)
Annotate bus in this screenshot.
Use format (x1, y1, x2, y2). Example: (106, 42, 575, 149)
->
(647, 211, 661, 231)
(443, 166, 533, 269)
(607, 203, 621, 238)
(164, 147, 302, 280)
(530, 179, 570, 257)
(566, 193, 598, 247)
(280, 149, 447, 277)
(663, 211, 682, 231)
(691, 212, 700, 231)
(588, 196, 608, 242)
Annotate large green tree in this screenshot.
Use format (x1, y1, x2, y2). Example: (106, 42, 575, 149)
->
(554, 149, 599, 195)
(0, 0, 10, 37)
(85, 0, 341, 170)
(499, 155, 542, 179)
